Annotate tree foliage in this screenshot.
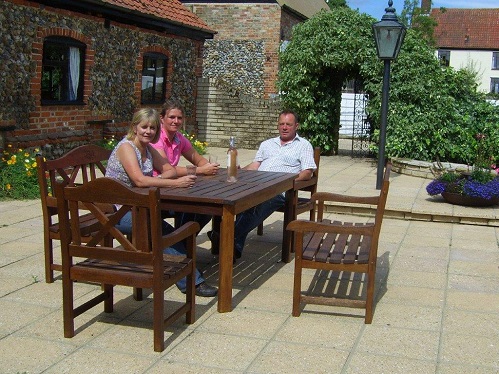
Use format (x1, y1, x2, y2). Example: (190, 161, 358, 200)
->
(277, 7, 499, 163)
(324, 0, 347, 10)
(277, 8, 376, 154)
(400, 0, 438, 44)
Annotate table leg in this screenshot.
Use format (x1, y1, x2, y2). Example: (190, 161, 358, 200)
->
(218, 205, 235, 312)
(281, 188, 296, 263)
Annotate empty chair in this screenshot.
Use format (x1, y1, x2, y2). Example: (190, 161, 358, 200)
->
(56, 177, 198, 352)
(287, 163, 391, 323)
(36, 144, 112, 283)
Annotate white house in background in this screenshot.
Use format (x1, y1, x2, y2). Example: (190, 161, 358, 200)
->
(431, 8, 499, 94)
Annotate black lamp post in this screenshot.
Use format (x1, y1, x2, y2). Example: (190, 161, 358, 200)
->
(372, 0, 406, 189)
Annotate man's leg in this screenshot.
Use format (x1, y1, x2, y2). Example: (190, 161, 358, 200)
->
(233, 194, 285, 257)
(174, 212, 212, 232)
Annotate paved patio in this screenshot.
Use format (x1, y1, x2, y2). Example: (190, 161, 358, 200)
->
(0, 147, 498, 373)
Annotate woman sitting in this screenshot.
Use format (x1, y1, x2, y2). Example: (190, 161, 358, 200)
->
(105, 108, 217, 297)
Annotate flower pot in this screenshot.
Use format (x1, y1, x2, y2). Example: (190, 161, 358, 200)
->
(441, 192, 498, 207)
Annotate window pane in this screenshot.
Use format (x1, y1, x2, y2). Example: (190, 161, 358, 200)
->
(42, 66, 65, 101)
(44, 44, 66, 62)
(492, 52, 499, 70)
(141, 76, 153, 102)
(491, 78, 499, 94)
(141, 54, 167, 104)
(438, 50, 450, 67)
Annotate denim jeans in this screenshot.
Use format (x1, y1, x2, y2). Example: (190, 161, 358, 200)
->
(233, 194, 286, 256)
(116, 211, 204, 291)
(161, 210, 212, 232)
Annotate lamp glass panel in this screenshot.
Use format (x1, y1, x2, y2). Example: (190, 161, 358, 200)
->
(375, 27, 403, 59)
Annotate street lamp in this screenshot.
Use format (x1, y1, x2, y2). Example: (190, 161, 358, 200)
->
(372, 0, 406, 189)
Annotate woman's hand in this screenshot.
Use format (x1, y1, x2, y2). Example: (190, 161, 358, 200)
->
(175, 175, 196, 188)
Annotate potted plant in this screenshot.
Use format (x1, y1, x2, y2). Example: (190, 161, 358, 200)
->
(426, 133, 499, 207)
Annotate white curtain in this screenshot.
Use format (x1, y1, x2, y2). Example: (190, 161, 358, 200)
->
(69, 47, 80, 100)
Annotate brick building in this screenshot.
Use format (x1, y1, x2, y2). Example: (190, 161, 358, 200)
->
(0, 0, 214, 157)
(181, 0, 329, 148)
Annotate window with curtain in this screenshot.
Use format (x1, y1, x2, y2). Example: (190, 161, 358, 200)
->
(141, 53, 167, 104)
(42, 36, 85, 104)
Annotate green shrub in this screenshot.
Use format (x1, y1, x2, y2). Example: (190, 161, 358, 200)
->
(96, 135, 120, 150)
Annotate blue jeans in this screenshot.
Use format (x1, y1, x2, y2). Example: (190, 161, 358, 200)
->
(116, 211, 204, 291)
(162, 210, 212, 232)
(233, 194, 286, 256)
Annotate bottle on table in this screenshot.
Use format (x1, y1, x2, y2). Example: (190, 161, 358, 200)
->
(227, 136, 238, 182)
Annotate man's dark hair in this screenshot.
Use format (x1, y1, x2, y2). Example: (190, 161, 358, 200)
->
(279, 109, 299, 123)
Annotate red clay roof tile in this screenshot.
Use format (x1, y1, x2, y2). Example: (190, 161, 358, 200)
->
(102, 0, 213, 33)
(432, 8, 499, 50)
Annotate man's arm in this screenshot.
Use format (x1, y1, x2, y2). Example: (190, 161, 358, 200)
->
(296, 168, 313, 181)
(243, 161, 261, 170)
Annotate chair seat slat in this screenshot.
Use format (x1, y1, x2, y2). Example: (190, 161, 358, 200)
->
(303, 231, 324, 260)
(343, 233, 361, 264)
(357, 236, 372, 264)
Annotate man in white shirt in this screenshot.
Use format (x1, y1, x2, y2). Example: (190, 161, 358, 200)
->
(209, 109, 317, 260)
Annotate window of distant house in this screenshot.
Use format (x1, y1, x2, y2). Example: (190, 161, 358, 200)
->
(492, 52, 499, 70)
(438, 50, 450, 67)
(141, 53, 167, 104)
(491, 78, 499, 94)
(42, 36, 85, 104)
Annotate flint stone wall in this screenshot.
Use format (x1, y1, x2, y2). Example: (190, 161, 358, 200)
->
(0, 1, 201, 158)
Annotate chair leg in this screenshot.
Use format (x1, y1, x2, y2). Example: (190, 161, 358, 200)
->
(365, 268, 376, 324)
(257, 222, 263, 236)
(62, 278, 75, 338)
(133, 287, 143, 301)
(186, 264, 196, 324)
(292, 261, 302, 317)
(103, 284, 114, 313)
(153, 287, 165, 352)
(44, 236, 54, 283)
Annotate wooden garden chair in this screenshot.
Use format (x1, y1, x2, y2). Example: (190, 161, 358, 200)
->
(56, 177, 198, 352)
(36, 144, 112, 283)
(287, 163, 391, 323)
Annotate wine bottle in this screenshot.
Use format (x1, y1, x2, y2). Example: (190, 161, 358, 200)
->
(227, 136, 238, 182)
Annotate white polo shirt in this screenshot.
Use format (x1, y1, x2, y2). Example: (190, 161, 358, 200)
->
(254, 135, 316, 174)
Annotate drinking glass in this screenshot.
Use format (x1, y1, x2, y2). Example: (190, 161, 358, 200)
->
(186, 164, 197, 175)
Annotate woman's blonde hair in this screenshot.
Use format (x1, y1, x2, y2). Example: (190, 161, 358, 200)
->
(126, 108, 161, 143)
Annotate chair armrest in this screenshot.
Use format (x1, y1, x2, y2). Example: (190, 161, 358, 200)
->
(293, 176, 317, 191)
(287, 219, 375, 236)
(161, 222, 200, 255)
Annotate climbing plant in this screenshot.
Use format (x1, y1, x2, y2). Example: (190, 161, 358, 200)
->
(277, 8, 377, 155)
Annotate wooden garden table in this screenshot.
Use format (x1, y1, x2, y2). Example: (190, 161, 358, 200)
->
(157, 169, 297, 312)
